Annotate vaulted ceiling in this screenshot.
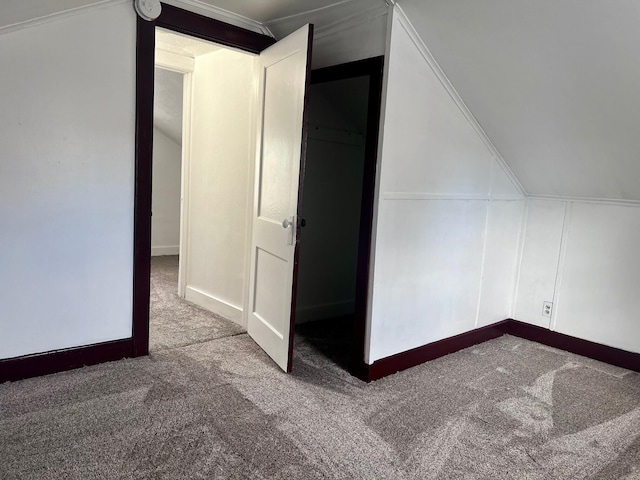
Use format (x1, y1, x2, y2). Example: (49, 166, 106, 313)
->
(197, 0, 640, 202)
(7, 0, 639, 201)
(399, 0, 640, 201)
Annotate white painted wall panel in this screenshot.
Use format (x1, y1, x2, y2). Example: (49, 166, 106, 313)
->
(553, 203, 640, 353)
(514, 199, 566, 328)
(370, 200, 487, 361)
(515, 200, 640, 354)
(378, 17, 494, 196)
(367, 9, 524, 363)
(0, 3, 135, 359)
(185, 49, 255, 320)
(477, 200, 525, 327)
(151, 128, 182, 256)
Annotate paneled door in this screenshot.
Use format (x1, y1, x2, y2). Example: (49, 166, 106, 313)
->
(246, 24, 313, 372)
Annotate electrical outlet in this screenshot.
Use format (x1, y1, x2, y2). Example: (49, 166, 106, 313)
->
(542, 301, 553, 317)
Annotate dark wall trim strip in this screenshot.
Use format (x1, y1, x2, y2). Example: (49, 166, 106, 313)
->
(0, 339, 132, 383)
(365, 319, 640, 382)
(156, 3, 274, 54)
(506, 319, 640, 373)
(366, 321, 510, 381)
(5, 321, 637, 384)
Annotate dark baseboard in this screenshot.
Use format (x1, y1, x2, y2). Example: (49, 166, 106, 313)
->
(366, 320, 511, 381)
(506, 319, 640, 373)
(365, 319, 640, 382)
(3, 320, 638, 384)
(0, 339, 133, 383)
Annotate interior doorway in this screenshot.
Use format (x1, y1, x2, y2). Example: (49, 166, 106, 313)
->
(133, 5, 275, 357)
(134, 5, 381, 378)
(294, 58, 384, 378)
(150, 45, 247, 352)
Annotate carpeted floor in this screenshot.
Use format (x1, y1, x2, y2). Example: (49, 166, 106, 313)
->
(149, 255, 244, 351)
(1, 330, 639, 479)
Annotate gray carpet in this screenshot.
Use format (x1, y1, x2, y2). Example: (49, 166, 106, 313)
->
(2, 332, 640, 479)
(149, 255, 244, 351)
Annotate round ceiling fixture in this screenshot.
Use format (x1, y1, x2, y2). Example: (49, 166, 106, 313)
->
(134, 0, 162, 21)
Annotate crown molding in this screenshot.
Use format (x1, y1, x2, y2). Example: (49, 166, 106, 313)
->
(266, 0, 353, 25)
(0, 0, 272, 37)
(267, 0, 388, 41)
(0, 0, 129, 36)
(313, 6, 388, 41)
(392, 4, 526, 197)
(165, 0, 272, 36)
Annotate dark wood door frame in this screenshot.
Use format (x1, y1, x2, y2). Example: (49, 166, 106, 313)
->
(307, 57, 385, 381)
(132, 3, 275, 357)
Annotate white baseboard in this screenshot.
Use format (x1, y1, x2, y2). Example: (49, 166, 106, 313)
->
(296, 300, 355, 324)
(151, 245, 180, 256)
(185, 286, 243, 325)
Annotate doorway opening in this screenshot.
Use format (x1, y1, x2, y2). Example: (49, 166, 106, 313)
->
(135, 5, 381, 378)
(150, 34, 250, 352)
(294, 58, 384, 378)
(148, 21, 267, 352)
(133, 5, 274, 357)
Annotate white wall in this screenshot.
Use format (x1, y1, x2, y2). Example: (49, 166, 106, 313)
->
(295, 84, 367, 322)
(515, 198, 640, 354)
(266, 0, 388, 69)
(184, 48, 255, 325)
(0, 3, 135, 359)
(367, 8, 525, 363)
(152, 128, 182, 256)
(513, 199, 566, 328)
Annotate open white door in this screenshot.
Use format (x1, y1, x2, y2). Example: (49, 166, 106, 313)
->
(247, 24, 313, 372)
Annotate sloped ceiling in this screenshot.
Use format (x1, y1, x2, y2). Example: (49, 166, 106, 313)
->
(8, 0, 638, 201)
(398, 0, 640, 201)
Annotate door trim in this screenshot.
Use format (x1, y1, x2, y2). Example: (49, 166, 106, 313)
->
(306, 56, 385, 381)
(132, 3, 275, 357)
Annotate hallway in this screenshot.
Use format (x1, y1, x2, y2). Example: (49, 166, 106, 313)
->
(149, 256, 244, 351)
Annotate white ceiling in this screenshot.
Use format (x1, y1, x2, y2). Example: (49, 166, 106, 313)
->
(7, 0, 639, 201)
(197, 0, 347, 23)
(398, 0, 640, 201)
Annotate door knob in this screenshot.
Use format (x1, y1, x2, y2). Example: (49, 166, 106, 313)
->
(282, 218, 293, 229)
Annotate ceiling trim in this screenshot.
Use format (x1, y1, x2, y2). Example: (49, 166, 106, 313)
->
(527, 195, 640, 207)
(393, 4, 526, 196)
(266, 0, 389, 44)
(0, 0, 273, 38)
(0, 0, 129, 36)
(313, 5, 388, 41)
(166, 0, 273, 36)
(266, 0, 353, 25)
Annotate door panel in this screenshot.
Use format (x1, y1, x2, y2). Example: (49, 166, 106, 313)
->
(247, 24, 313, 372)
